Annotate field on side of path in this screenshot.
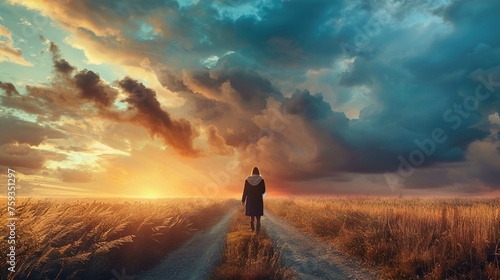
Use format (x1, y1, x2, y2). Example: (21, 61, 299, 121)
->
(266, 198, 500, 280)
(0, 198, 236, 280)
(211, 209, 293, 280)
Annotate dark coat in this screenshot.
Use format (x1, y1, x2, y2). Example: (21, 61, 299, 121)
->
(242, 178, 265, 217)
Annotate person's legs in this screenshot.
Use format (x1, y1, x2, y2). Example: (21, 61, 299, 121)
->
(250, 216, 255, 231)
(256, 216, 261, 233)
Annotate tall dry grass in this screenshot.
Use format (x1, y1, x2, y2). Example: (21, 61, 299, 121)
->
(211, 210, 294, 280)
(266, 198, 500, 280)
(0, 198, 236, 280)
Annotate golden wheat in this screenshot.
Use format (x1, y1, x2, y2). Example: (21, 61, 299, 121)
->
(0, 198, 235, 280)
(266, 197, 500, 280)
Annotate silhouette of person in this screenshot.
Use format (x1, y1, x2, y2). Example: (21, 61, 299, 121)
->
(241, 166, 266, 232)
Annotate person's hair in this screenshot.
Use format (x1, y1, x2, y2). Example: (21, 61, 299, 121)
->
(252, 167, 260, 175)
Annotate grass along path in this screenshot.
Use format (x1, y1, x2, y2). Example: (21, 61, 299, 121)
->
(138, 205, 238, 280)
(211, 208, 293, 280)
(263, 210, 378, 280)
(266, 198, 500, 279)
(0, 198, 236, 280)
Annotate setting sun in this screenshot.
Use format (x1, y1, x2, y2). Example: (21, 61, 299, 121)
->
(140, 189, 161, 199)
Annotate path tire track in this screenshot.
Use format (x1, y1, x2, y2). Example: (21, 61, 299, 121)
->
(138, 206, 237, 280)
(263, 211, 378, 280)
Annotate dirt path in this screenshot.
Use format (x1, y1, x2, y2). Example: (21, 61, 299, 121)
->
(137, 206, 237, 280)
(263, 211, 378, 280)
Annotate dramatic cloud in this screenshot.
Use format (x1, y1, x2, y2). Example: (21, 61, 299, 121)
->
(0, 82, 18, 96)
(0, 114, 66, 174)
(206, 125, 233, 156)
(118, 77, 199, 156)
(0, 24, 32, 66)
(2, 41, 199, 157)
(74, 70, 116, 106)
(0, 115, 65, 146)
(0, 143, 46, 170)
(49, 42, 75, 74)
(2, 0, 500, 195)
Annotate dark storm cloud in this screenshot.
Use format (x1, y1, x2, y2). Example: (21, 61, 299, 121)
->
(49, 42, 75, 74)
(185, 91, 230, 121)
(1, 42, 118, 123)
(0, 92, 45, 116)
(28, 0, 351, 73)
(7, 0, 500, 192)
(188, 67, 282, 112)
(49, 43, 117, 107)
(0, 115, 65, 146)
(214, 0, 345, 69)
(332, 1, 500, 178)
(0, 143, 46, 170)
(74, 70, 116, 106)
(475, 166, 500, 188)
(157, 69, 190, 93)
(94, 0, 500, 189)
(464, 141, 500, 189)
(118, 77, 199, 156)
(157, 67, 278, 147)
(283, 90, 345, 122)
(155, 69, 230, 121)
(402, 168, 456, 190)
(0, 82, 19, 96)
(275, 88, 469, 175)
(0, 142, 65, 172)
(0, 116, 67, 172)
(2, 42, 200, 158)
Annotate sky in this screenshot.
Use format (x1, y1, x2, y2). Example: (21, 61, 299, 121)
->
(0, 0, 499, 198)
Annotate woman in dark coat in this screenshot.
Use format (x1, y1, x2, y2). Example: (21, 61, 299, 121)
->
(241, 166, 266, 232)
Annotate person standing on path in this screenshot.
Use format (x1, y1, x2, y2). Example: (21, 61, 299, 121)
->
(241, 167, 266, 233)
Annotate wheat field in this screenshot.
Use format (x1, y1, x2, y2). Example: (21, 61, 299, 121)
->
(0, 198, 235, 280)
(266, 198, 500, 280)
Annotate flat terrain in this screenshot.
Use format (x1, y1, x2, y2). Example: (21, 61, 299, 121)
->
(138, 207, 238, 280)
(7, 198, 495, 279)
(266, 198, 500, 279)
(0, 198, 235, 280)
(141, 206, 377, 280)
(264, 211, 377, 280)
